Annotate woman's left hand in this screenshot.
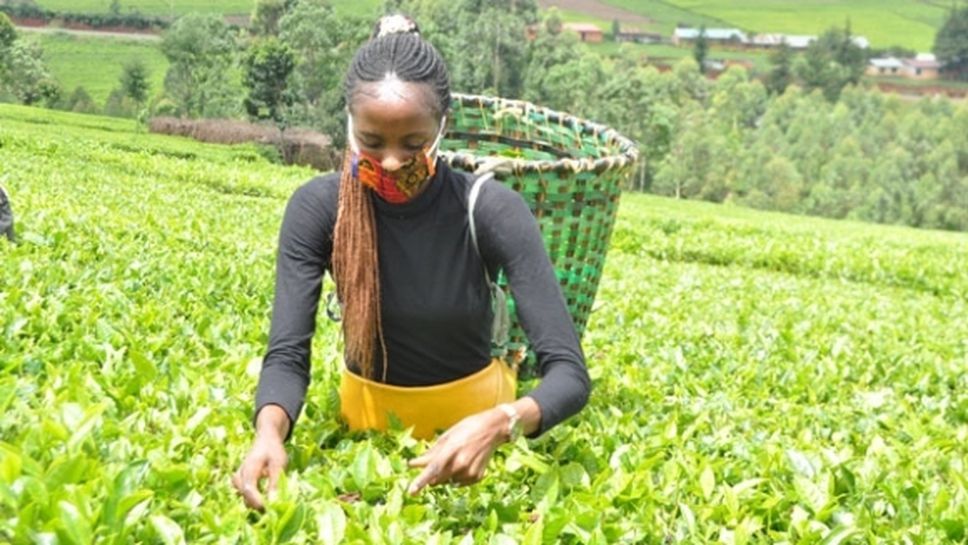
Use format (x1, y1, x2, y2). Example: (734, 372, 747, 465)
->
(407, 408, 507, 494)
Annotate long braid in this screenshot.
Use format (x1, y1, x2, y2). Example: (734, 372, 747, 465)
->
(332, 149, 386, 381)
(332, 15, 450, 381)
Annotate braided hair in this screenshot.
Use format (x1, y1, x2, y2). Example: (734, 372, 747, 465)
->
(332, 15, 451, 381)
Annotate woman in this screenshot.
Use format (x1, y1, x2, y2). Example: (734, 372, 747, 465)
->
(232, 15, 590, 510)
(0, 185, 14, 243)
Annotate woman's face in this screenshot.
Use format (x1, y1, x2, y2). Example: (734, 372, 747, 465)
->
(349, 80, 442, 172)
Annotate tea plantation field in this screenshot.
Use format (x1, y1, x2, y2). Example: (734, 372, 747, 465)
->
(1, 103, 967, 543)
(33, 31, 169, 107)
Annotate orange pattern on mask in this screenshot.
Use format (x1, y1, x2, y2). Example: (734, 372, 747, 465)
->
(353, 148, 437, 204)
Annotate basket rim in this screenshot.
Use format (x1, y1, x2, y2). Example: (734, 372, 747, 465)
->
(442, 93, 639, 175)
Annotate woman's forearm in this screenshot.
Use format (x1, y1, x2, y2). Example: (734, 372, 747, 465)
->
(255, 404, 291, 442)
(511, 396, 542, 437)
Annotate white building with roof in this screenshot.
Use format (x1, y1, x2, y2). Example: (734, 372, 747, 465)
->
(672, 27, 749, 46)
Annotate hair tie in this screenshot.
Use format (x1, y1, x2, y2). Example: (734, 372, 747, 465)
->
(374, 14, 420, 39)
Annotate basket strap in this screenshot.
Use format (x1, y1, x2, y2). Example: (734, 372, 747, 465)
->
(467, 172, 493, 280)
(468, 173, 510, 355)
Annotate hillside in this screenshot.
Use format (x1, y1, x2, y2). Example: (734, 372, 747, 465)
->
(545, 0, 946, 51)
(2, 104, 967, 542)
(29, 0, 383, 17)
(29, 30, 167, 106)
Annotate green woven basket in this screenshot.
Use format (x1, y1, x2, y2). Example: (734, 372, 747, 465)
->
(440, 93, 638, 372)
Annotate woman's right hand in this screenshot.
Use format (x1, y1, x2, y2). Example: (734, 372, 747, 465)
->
(232, 405, 290, 511)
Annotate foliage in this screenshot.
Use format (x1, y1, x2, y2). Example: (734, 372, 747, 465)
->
(119, 59, 150, 104)
(160, 13, 241, 118)
(693, 25, 708, 74)
(242, 37, 296, 162)
(2, 103, 968, 543)
(392, 0, 538, 97)
(10, 1, 966, 236)
(250, 0, 292, 36)
(794, 23, 867, 102)
(0, 12, 15, 50)
(30, 0, 382, 18)
(277, 0, 368, 151)
(65, 85, 98, 114)
(0, 3, 169, 31)
(0, 39, 59, 106)
(660, 0, 949, 51)
(765, 42, 793, 95)
(639, 74, 968, 232)
(30, 32, 168, 108)
(933, 6, 968, 81)
(243, 38, 295, 127)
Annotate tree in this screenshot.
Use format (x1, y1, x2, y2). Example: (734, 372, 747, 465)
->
(611, 19, 620, 41)
(243, 38, 296, 156)
(934, 6, 968, 81)
(452, 4, 531, 96)
(391, 0, 537, 98)
(829, 21, 866, 85)
(693, 25, 708, 74)
(765, 42, 793, 95)
(251, 0, 289, 36)
(710, 66, 767, 131)
(1, 40, 59, 106)
(0, 13, 17, 84)
(161, 13, 240, 118)
(67, 86, 98, 114)
(279, 0, 367, 150)
(0, 13, 16, 51)
(543, 7, 563, 35)
(120, 59, 150, 104)
(243, 39, 295, 125)
(522, 15, 590, 110)
(795, 23, 866, 101)
(653, 106, 730, 201)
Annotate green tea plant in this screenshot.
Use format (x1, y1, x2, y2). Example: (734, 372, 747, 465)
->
(1, 104, 966, 543)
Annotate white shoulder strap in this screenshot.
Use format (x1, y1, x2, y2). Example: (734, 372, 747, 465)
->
(468, 172, 494, 282)
(466, 172, 510, 353)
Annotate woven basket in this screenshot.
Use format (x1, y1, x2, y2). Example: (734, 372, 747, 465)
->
(440, 93, 638, 372)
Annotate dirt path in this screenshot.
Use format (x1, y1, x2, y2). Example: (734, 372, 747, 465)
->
(537, 0, 654, 25)
(16, 25, 161, 41)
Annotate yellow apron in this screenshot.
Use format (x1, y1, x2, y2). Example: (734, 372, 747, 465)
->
(339, 358, 517, 439)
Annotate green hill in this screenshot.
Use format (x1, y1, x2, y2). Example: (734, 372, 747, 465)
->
(550, 0, 947, 51)
(2, 104, 967, 542)
(32, 0, 383, 17)
(26, 30, 168, 107)
(661, 0, 947, 51)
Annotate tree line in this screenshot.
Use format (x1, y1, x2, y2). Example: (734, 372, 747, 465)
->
(2, 1, 968, 232)
(0, 3, 169, 32)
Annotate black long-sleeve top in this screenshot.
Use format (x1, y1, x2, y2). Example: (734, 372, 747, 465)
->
(254, 160, 590, 437)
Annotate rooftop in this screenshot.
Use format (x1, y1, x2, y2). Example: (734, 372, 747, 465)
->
(674, 27, 749, 42)
(563, 23, 603, 33)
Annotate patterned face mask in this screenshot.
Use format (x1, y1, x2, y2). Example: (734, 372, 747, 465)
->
(347, 115, 447, 204)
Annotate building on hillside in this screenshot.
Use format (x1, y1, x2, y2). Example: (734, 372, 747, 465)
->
(780, 35, 817, 49)
(748, 33, 868, 50)
(616, 28, 663, 44)
(563, 22, 604, 43)
(748, 34, 815, 49)
(867, 57, 905, 76)
(671, 26, 870, 51)
(903, 54, 942, 80)
(672, 27, 748, 46)
(749, 33, 786, 48)
(867, 54, 943, 80)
